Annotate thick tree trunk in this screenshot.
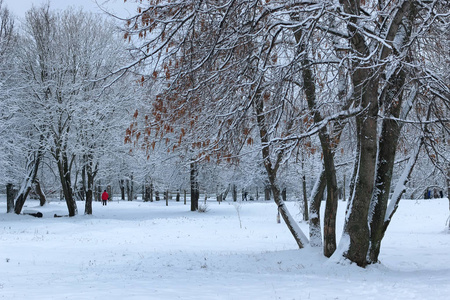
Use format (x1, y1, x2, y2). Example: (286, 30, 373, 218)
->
(57, 152, 77, 217)
(368, 68, 405, 263)
(342, 77, 379, 267)
(334, 0, 411, 267)
(368, 3, 417, 263)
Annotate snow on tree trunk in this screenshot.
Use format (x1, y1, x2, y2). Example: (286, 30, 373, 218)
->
(368, 66, 409, 263)
(14, 151, 42, 214)
(341, 76, 379, 267)
(35, 179, 46, 207)
(309, 168, 326, 248)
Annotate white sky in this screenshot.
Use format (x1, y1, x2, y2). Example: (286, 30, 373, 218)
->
(3, 0, 136, 20)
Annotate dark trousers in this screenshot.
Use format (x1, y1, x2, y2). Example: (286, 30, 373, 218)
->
(102, 200, 107, 206)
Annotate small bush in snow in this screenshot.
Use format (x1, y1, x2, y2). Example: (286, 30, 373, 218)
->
(198, 204, 209, 213)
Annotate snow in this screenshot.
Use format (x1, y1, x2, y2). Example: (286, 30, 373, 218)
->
(1, 197, 450, 299)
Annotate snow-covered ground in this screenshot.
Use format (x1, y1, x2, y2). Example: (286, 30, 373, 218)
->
(1, 197, 449, 299)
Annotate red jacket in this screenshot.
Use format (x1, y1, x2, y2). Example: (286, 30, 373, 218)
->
(101, 191, 109, 201)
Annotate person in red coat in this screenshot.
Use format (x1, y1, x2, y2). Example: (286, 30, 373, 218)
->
(101, 190, 109, 206)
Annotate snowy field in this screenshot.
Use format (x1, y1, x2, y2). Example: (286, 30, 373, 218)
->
(1, 197, 449, 299)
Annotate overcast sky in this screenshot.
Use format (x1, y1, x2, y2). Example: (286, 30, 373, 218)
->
(3, 0, 135, 20)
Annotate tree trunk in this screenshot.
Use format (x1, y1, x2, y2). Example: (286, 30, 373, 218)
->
(14, 150, 43, 214)
(297, 34, 338, 257)
(267, 166, 309, 248)
(264, 185, 271, 201)
(309, 168, 326, 247)
(281, 188, 287, 201)
(301, 156, 309, 221)
(120, 179, 125, 200)
(126, 175, 134, 201)
(80, 164, 86, 201)
(144, 181, 151, 202)
(85, 173, 93, 215)
(342, 77, 379, 267)
(190, 161, 199, 211)
(35, 179, 47, 206)
(254, 88, 308, 248)
(84, 159, 97, 215)
(57, 151, 77, 217)
(368, 3, 416, 263)
(150, 182, 154, 202)
(6, 183, 14, 213)
(368, 69, 405, 263)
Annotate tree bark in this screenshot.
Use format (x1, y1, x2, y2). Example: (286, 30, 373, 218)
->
(309, 168, 326, 247)
(57, 151, 77, 217)
(343, 85, 378, 267)
(368, 68, 406, 263)
(84, 159, 97, 215)
(126, 175, 134, 201)
(232, 184, 237, 202)
(296, 32, 338, 257)
(144, 181, 151, 202)
(254, 88, 308, 248)
(368, 2, 416, 263)
(35, 179, 47, 206)
(6, 183, 14, 213)
(301, 156, 309, 221)
(14, 150, 43, 214)
(120, 179, 125, 200)
(190, 161, 199, 211)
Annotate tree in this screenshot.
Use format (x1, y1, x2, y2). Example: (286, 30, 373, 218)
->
(13, 5, 136, 216)
(0, 1, 45, 214)
(119, 0, 449, 266)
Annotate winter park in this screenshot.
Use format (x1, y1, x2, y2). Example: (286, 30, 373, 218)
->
(0, 0, 450, 299)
